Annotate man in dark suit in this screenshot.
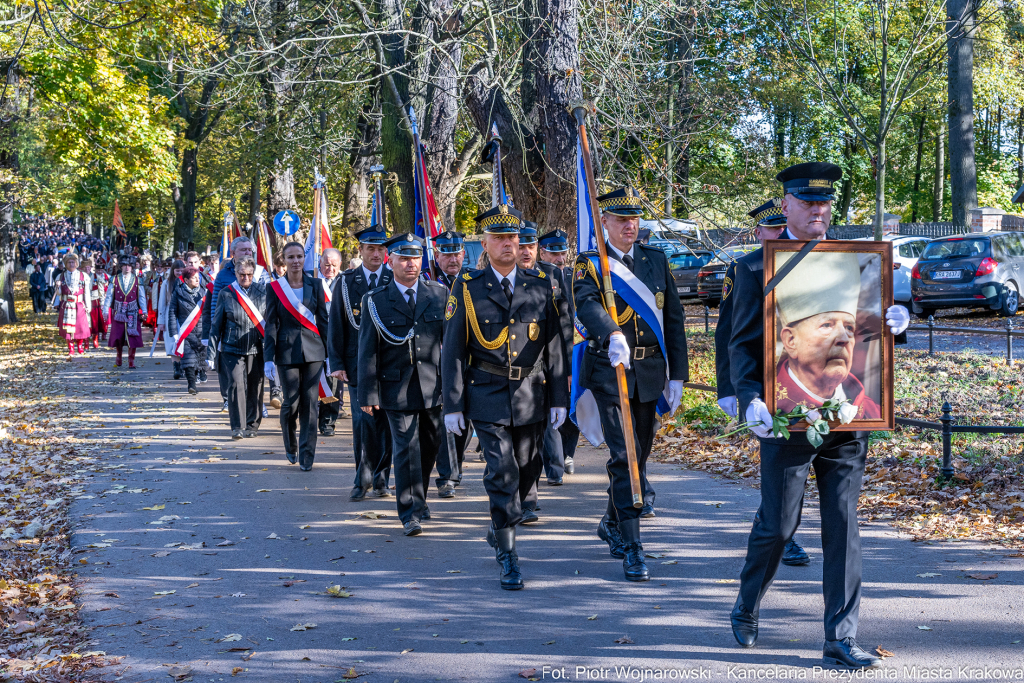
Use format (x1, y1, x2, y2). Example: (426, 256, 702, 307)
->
(715, 199, 810, 567)
(572, 187, 688, 582)
(539, 229, 579, 475)
(441, 203, 569, 590)
(317, 248, 343, 436)
(431, 230, 471, 498)
(328, 227, 394, 499)
(727, 162, 909, 669)
(263, 242, 331, 471)
(358, 234, 448, 536)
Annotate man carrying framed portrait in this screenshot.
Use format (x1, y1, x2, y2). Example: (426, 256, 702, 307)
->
(726, 162, 910, 670)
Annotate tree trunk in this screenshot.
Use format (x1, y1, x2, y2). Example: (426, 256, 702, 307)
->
(836, 133, 854, 224)
(0, 59, 20, 325)
(911, 114, 926, 222)
(874, 137, 886, 241)
(172, 146, 199, 251)
(947, 0, 978, 227)
(341, 103, 379, 238)
(247, 169, 261, 230)
(934, 117, 945, 221)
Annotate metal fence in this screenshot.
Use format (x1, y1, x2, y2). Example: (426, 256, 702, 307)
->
(695, 222, 974, 249)
(908, 316, 1021, 362)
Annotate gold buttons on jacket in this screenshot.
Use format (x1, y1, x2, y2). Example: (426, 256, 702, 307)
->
(511, 335, 516, 340)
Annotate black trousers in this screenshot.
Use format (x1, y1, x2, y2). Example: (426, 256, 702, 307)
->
(222, 352, 264, 432)
(386, 406, 442, 524)
(434, 425, 466, 488)
(475, 420, 544, 529)
(592, 391, 659, 523)
(216, 345, 229, 401)
(542, 421, 565, 480)
(279, 361, 323, 468)
(318, 375, 342, 431)
(348, 384, 392, 490)
(31, 292, 47, 313)
(738, 433, 868, 640)
(560, 419, 580, 462)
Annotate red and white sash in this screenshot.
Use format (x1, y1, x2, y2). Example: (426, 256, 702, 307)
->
(322, 278, 334, 304)
(231, 282, 265, 336)
(173, 292, 206, 357)
(269, 279, 336, 403)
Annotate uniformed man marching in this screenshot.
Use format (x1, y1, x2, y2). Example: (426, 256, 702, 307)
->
(433, 231, 471, 289)
(716, 200, 809, 568)
(358, 234, 448, 536)
(441, 203, 568, 590)
(327, 227, 394, 500)
(572, 187, 688, 582)
(727, 162, 910, 668)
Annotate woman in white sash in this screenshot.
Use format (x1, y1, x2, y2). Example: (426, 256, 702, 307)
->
(168, 266, 208, 394)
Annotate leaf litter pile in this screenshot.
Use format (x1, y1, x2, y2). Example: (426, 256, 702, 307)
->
(654, 332, 1024, 547)
(0, 287, 123, 680)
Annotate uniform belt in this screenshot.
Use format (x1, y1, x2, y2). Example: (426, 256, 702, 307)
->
(470, 357, 542, 381)
(587, 340, 662, 360)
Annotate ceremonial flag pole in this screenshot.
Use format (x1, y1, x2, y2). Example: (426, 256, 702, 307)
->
(112, 200, 128, 252)
(409, 106, 438, 280)
(569, 102, 643, 509)
(220, 211, 233, 264)
(370, 165, 386, 232)
(253, 213, 273, 272)
(484, 122, 512, 208)
(304, 170, 334, 274)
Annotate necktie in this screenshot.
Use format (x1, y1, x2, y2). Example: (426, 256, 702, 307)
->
(407, 289, 416, 309)
(622, 254, 634, 272)
(501, 277, 512, 305)
(368, 272, 377, 290)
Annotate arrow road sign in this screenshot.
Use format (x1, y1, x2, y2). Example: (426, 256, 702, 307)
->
(273, 210, 300, 236)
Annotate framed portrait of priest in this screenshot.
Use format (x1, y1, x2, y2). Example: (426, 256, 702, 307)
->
(763, 239, 895, 432)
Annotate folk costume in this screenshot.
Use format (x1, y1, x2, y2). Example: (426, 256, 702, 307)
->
(89, 269, 108, 344)
(103, 255, 147, 368)
(56, 267, 92, 354)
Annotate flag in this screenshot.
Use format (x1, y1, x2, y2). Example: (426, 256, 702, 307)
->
(304, 173, 334, 273)
(220, 211, 233, 264)
(112, 200, 127, 238)
(575, 137, 598, 254)
(254, 214, 273, 271)
(409, 106, 442, 275)
(370, 187, 380, 227)
(490, 123, 511, 208)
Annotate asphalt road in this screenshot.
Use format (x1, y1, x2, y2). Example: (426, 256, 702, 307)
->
(66, 347, 1024, 683)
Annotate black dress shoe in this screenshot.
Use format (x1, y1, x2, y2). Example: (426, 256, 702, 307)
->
(781, 538, 810, 566)
(403, 520, 422, 536)
(823, 637, 882, 669)
(319, 426, 335, 436)
(730, 600, 758, 648)
(374, 487, 391, 498)
(640, 503, 655, 518)
(564, 457, 574, 475)
(437, 484, 456, 498)
(299, 464, 312, 471)
(286, 452, 297, 464)
(421, 507, 431, 520)
(619, 519, 649, 582)
(242, 428, 258, 438)
(597, 518, 626, 559)
(493, 527, 523, 590)
(520, 508, 539, 524)
(547, 477, 563, 486)
(350, 487, 367, 501)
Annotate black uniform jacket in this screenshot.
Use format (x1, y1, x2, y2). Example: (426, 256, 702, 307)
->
(441, 266, 569, 426)
(435, 267, 472, 291)
(572, 242, 688, 404)
(714, 260, 738, 399)
(264, 275, 329, 365)
(327, 266, 393, 386)
(358, 280, 447, 411)
(538, 261, 573, 362)
(210, 282, 267, 357)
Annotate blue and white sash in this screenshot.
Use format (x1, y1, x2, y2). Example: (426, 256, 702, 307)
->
(569, 255, 671, 446)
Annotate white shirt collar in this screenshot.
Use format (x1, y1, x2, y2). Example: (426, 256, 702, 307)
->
(608, 242, 635, 261)
(490, 265, 517, 289)
(393, 279, 419, 298)
(787, 365, 846, 405)
(362, 264, 384, 283)
(782, 228, 827, 241)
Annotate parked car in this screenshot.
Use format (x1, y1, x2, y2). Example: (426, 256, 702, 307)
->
(696, 244, 760, 307)
(669, 249, 714, 303)
(851, 234, 929, 304)
(910, 231, 1024, 317)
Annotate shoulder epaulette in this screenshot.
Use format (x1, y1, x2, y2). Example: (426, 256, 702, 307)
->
(368, 284, 389, 295)
(462, 270, 482, 281)
(424, 279, 446, 290)
(522, 267, 543, 278)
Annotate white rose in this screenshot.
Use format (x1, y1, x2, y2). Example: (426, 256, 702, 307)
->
(838, 403, 858, 424)
(805, 409, 822, 425)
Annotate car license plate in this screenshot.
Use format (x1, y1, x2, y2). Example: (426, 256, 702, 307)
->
(933, 270, 960, 279)
(715, 273, 725, 279)
(677, 286, 691, 293)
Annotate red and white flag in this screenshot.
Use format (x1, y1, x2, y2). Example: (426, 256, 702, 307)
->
(231, 282, 265, 336)
(112, 200, 127, 238)
(173, 293, 207, 357)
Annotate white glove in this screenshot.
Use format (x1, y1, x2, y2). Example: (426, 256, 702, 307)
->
(264, 361, 277, 383)
(745, 398, 774, 438)
(201, 339, 209, 347)
(885, 304, 910, 335)
(444, 412, 466, 435)
(666, 380, 684, 414)
(717, 396, 738, 418)
(607, 333, 631, 369)
(550, 408, 566, 430)
(206, 359, 215, 370)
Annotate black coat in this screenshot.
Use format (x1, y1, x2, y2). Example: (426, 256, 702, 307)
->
(714, 260, 738, 399)
(327, 267, 393, 385)
(435, 267, 472, 291)
(168, 284, 208, 369)
(572, 242, 688, 404)
(264, 275, 329, 366)
(441, 266, 568, 426)
(210, 282, 267, 356)
(538, 260, 573, 363)
(357, 280, 447, 411)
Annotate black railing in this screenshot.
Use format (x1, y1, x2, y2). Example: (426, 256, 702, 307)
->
(908, 316, 1021, 361)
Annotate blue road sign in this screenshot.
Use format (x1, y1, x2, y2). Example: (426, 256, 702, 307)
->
(273, 210, 300, 236)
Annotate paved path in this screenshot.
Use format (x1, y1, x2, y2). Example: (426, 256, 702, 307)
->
(66, 348, 1023, 683)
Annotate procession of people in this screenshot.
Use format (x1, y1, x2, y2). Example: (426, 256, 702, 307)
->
(18, 158, 916, 673)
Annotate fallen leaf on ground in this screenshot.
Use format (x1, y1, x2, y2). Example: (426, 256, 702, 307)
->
(917, 573, 941, 578)
(282, 580, 306, 587)
(299, 524, 310, 529)
(587, 615, 598, 620)
(917, 626, 933, 631)
(966, 573, 998, 580)
(520, 670, 538, 679)
(716, 579, 737, 583)
(142, 504, 165, 510)
(290, 623, 317, 631)
(615, 636, 634, 644)
(220, 634, 243, 642)
(166, 665, 193, 680)
(185, 583, 199, 588)
(644, 553, 666, 558)
(358, 511, 385, 519)
(341, 637, 357, 641)
(231, 666, 245, 676)
(876, 646, 895, 658)
(446, 570, 461, 574)
(151, 551, 171, 557)
(400, 648, 413, 654)
(217, 540, 235, 547)
(661, 560, 678, 565)
(342, 668, 359, 679)
(266, 533, 278, 539)
(325, 585, 352, 598)
(256, 489, 271, 493)
(543, 640, 556, 645)
(153, 590, 176, 595)
(231, 592, 246, 598)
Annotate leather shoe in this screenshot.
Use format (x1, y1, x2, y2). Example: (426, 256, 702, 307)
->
(597, 517, 626, 559)
(270, 392, 282, 409)
(403, 520, 422, 536)
(231, 430, 244, 440)
(520, 508, 539, 524)
(782, 538, 810, 566)
(421, 507, 431, 520)
(547, 477, 563, 486)
(438, 484, 456, 498)
(564, 457, 574, 474)
(485, 524, 497, 548)
(242, 429, 257, 438)
(822, 637, 882, 669)
(286, 452, 297, 465)
(493, 527, 523, 590)
(374, 487, 392, 497)
(350, 487, 367, 501)
(640, 503, 655, 518)
(730, 599, 758, 648)
(619, 519, 649, 582)
(299, 464, 312, 471)
(319, 426, 335, 436)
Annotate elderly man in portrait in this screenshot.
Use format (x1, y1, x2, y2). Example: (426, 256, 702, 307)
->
(773, 251, 881, 420)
